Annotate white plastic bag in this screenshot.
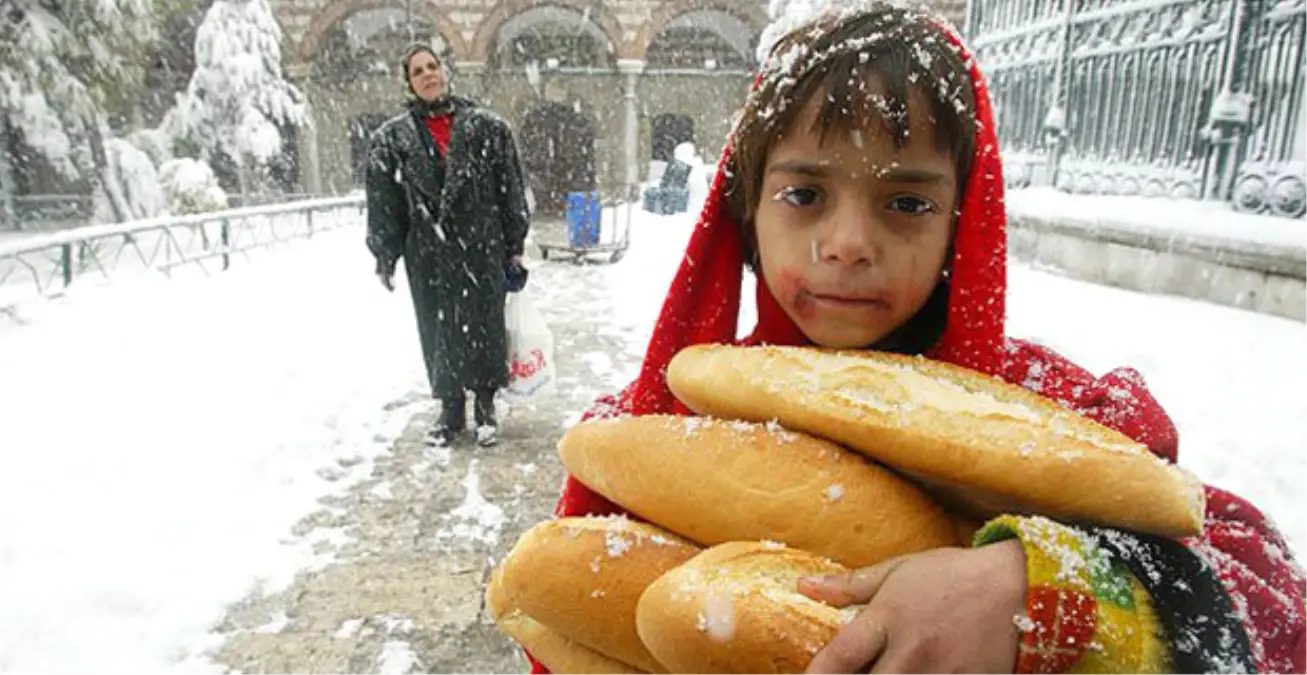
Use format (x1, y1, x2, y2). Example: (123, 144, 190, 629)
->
(504, 292, 556, 398)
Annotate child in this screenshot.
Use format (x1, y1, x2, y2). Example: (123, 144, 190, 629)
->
(531, 4, 1305, 673)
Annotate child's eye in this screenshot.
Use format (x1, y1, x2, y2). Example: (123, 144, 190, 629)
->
(774, 186, 823, 207)
(887, 195, 936, 215)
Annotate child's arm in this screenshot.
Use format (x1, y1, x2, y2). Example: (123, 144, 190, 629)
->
(974, 514, 1267, 674)
(978, 500, 1305, 674)
(1003, 339, 1178, 462)
(1003, 338, 1306, 673)
(1185, 486, 1306, 674)
(805, 507, 1300, 674)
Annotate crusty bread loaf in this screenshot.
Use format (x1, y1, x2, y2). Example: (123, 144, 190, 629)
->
(950, 512, 984, 546)
(558, 415, 958, 566)
(490, 516, 701, 673)
(636, 541, 855, 674)
(486, 567, 645, 674)
(666, 344, 1205, 537)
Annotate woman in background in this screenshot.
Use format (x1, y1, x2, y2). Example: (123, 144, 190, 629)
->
(365, 44, 531, 447)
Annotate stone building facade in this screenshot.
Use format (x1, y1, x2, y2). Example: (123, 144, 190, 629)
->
(271, 0, 967, 210)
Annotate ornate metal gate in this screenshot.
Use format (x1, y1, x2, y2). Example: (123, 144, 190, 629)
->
(966, 0, 1306, 218)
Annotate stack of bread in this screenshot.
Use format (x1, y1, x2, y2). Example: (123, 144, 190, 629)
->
(486, 345, 1205, 673)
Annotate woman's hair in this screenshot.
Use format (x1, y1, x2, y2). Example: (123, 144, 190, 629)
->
(725, 3, 977, 355)
(726, 3, 977, 259)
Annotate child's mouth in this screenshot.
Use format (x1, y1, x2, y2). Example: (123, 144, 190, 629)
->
(807, 292, 889, 311)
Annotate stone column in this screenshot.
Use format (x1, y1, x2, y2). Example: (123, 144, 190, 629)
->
(288, 62, 323, 195)
(617, 59, 644, 197)
(301, 105, 323, 195)
(0, 113, 15, 229)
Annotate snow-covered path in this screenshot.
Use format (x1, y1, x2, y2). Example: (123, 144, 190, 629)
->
(0, 229, 429, 672)
(0, 210, 1302, 672)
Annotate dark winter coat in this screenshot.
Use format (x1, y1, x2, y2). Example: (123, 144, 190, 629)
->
(365, 96, 530, 398)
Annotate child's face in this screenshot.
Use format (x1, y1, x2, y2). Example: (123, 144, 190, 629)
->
(753, 84, 959, 349)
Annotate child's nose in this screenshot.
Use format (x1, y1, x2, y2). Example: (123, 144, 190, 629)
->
(820, 207, 882, 267)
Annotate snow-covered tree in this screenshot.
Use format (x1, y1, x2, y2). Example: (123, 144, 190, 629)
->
(97, 137, 164, 220)
(172, 0, 306, 193)
(128, 112, 186, 168)
(158, 157, 228, 214)
(0, 0, 161, 222)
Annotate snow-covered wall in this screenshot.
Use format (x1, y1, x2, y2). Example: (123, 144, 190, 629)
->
(1007, 189, 1306, 321)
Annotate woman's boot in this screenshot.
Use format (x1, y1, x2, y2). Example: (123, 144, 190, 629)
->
(474, 389, 498, 447)
(428, 393, 466, 447)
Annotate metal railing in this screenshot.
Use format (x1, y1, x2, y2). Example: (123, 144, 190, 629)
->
(225, 192, 320, 209)
(966, 0, 1306, 219)
(6, 194, 96, 231)
(0, 196, 364, 315)
(2, 192, 331, 232)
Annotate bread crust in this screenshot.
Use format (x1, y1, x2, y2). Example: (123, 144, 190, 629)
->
(636, 541, 853, 673)
(490, 516, 701, 672)
(557, 415, 960, 567)
(486, 569, 645, 674)
(666, 344, 1205, 537)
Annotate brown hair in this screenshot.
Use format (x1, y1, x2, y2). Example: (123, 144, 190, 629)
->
(726, 3, 977, 263)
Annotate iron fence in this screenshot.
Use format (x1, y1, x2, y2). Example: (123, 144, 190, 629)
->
(966, 0, 1306, 218)
(0, 196, 364, 317)
(8, 194, 96, 230)
(2, 192, 330, 232)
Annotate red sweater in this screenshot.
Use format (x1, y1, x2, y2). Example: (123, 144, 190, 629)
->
(422, 114, 452, 157)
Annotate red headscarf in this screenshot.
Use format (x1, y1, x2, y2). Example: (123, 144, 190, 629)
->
(622, 59, 1008, 417)
(553, 11, 1009, 522)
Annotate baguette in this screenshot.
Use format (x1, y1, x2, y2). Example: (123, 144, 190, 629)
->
(556, 413, 956, 567)
(636, 541, 854, 674)
(486, 567, 645, 674)
(666, 344, 1205, 537)
(490, 516, 701, 673)
(558, 415, 959, 567)
(950, 512, 984, 546)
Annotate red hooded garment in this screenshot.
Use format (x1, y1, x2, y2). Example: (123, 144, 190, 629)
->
(532, 24, 1305, 675)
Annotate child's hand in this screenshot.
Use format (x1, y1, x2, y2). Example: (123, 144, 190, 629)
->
(799, 540, 1027, 673)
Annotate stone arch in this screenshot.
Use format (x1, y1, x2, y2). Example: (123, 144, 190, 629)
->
(297, 0, 467, 64)
(632, 0, 767, 62)
(470, 0, 624, 62)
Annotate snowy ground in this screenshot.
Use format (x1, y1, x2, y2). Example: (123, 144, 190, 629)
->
(0, 231, 429, 672)
(0, 204, 1303, 672)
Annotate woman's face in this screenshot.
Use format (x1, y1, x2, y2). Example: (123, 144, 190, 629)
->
(753, 84, 958, 349)
(407, 51, 446, 102)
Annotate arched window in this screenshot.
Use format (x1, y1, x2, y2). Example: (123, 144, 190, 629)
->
(490, 6, 614, 71)
(645, 10, 757, 72)
(316, 9, 455, 85)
